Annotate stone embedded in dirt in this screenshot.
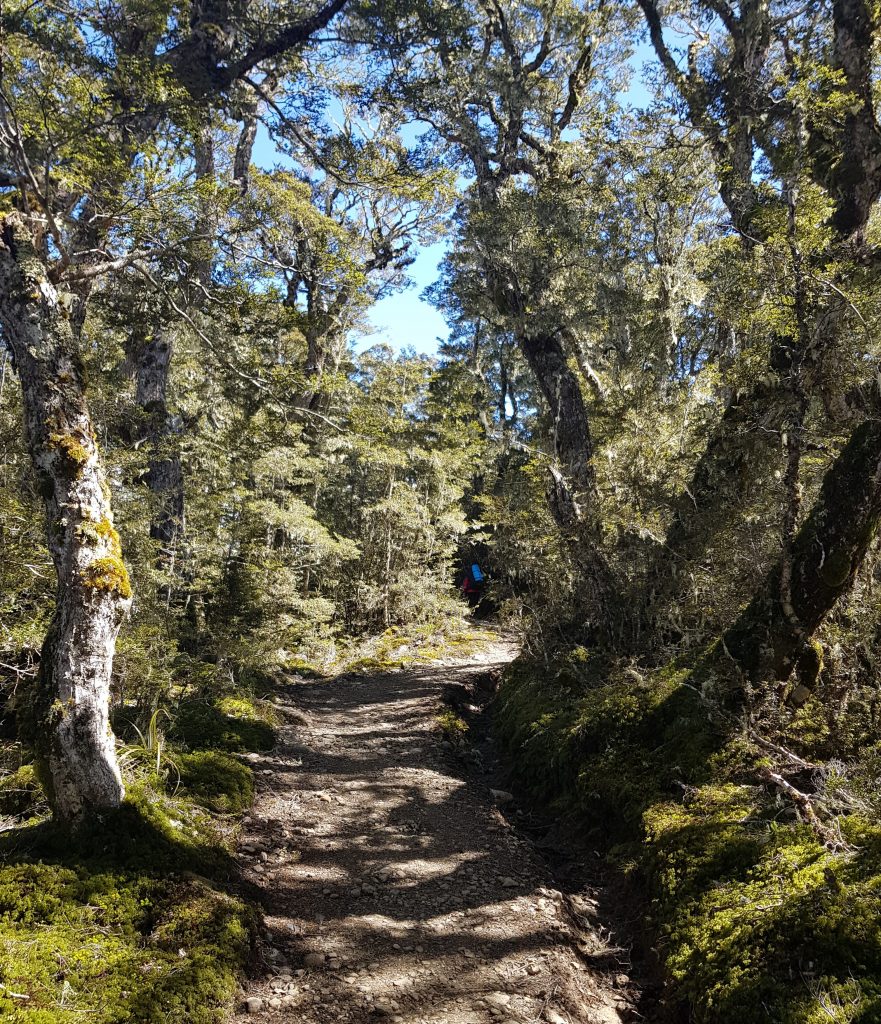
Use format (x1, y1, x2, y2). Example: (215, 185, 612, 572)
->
(244, 997, 264, 1013)
(303, 952, 325, 968)
(591, 1008, 624, 1024)
(526, 962, 541, 975)
(490, 788, 514, 806)
(499, 876, 518, 887)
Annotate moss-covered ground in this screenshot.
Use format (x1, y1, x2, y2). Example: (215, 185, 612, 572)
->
(284, 620, 496, 677)
(0, 691, 278, 1023)
(494, 649, 881, 1023)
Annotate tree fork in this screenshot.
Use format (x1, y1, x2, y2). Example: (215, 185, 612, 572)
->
(0, 213, 130, 824)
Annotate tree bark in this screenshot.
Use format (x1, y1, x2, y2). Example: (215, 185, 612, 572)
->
(814, 0, 881, 242)
(519, 328, 597, 511)
(724, 417, 881, 684)
(0, 213, 130, 824)
(134, 326, 185, 553)
(517, 328, 620, 633)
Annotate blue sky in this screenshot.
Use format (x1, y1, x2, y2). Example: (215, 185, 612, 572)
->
(361, 241, 449, 355)
(253, 40, 656, 358)
(361, 42, 656, 355)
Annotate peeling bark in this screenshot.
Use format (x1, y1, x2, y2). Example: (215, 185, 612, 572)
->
(0, 213, 129, 824)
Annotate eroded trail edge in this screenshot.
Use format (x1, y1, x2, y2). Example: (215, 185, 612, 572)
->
(229, 636, 634, 1024)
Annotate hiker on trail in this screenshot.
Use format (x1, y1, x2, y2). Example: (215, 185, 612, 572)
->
(460, 563, 485, 606)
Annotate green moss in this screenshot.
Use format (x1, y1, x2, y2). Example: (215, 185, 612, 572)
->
(493, 652, 881, 1024)
(0, 764, 44, 816)
(47, 433, 90, 474)
(0, 792, 252, 1023)
(77, 516, 123, 557)
(173, 698, 275, 753)
(795, 638, 824, 689)
(436, 709, 469, 742)
(176, 751, 254, 814)
(819, 548, 852, 588)
(81, 556, 132, 599)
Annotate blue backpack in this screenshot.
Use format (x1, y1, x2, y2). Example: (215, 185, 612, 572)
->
(471, 563, 484, 583)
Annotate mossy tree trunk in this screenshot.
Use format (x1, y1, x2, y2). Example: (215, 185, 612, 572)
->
(0, 213, 130, 824)
(724, 417, 881, 685)
(518, 328, 620, 635)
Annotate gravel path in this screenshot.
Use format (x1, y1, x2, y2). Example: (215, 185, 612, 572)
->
(228, 636, 635, 1024)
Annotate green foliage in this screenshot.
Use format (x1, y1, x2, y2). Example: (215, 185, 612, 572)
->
(435, 708, 468, 741)
(0, 764, 44, 817)
(118, 708, 174, 777)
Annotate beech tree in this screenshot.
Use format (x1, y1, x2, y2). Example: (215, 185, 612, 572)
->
(0, 0, 352, 824)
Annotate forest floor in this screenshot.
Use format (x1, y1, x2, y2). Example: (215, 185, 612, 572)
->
(227, 632, 639, 1024)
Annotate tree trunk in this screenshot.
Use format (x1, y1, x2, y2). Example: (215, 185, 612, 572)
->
(517, 329, 620, 635)
(518, 329, 598, 512)
(134, 326, 185, 554)
(724, 417, 881, 685)
(0, 213, 130, 824)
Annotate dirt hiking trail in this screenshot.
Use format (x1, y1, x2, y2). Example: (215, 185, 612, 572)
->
(229, 634, 638, 1024)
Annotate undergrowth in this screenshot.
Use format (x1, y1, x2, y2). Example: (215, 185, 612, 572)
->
(494, 649, 881, 1023)
(0, 687, 277, 1022)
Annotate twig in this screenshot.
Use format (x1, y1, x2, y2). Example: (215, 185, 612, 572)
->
(0, 983, 29, 1000)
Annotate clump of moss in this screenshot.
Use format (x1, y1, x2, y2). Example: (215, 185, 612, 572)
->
(0, 764, 44, 816)
(173, 696, 276, 753)
(176, 751, 254, 814)
(81, 555, 132, 599)
(48, 432, 90, 474)
(436, 708, 469, 743)
(493, 652, 881, 1023)
(78, 516, 123, 557)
